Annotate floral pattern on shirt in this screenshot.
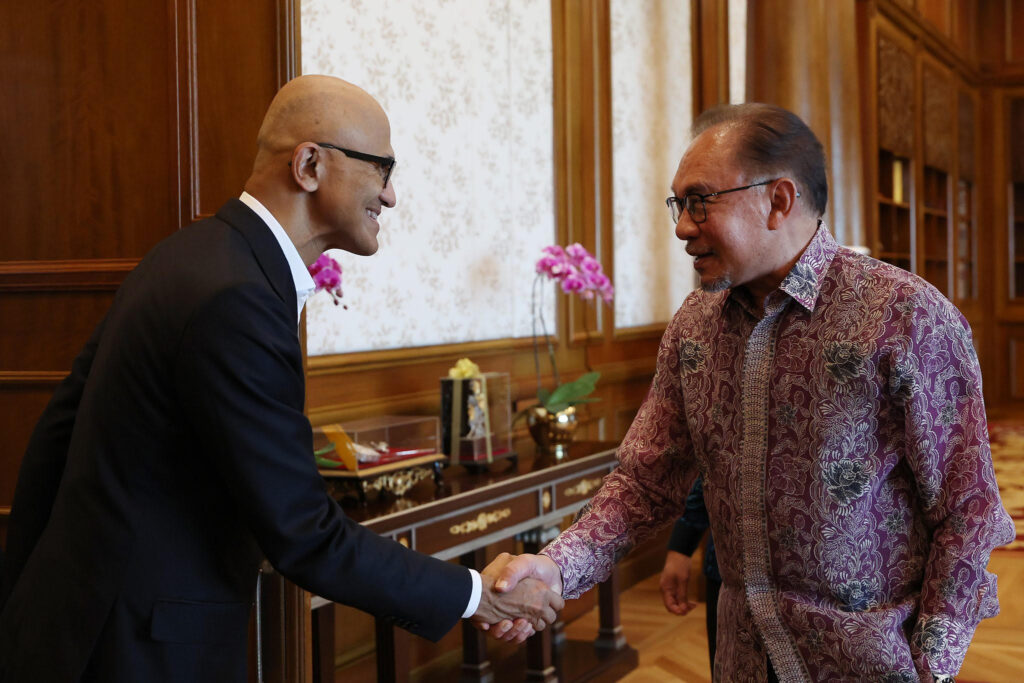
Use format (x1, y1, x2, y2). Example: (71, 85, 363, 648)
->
(543, 227, 1015, 681)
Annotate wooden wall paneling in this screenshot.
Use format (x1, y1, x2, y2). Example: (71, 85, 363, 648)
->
(0, 0, 180, 262)
(825, 0, 868, 247)
(876, 24, 916, 159)
(996, 88, 1024, 321)
(1003, 324, 1024, 400)
(858, 0, 881, 257)
(958, 89, 976, 181)
(746, 0, 866, 245)
(182, 0, 296, 221)
(918, 56, 954, 294)
(971, 85, 996, 390)
(954, 86, 980, 310)
(976, 0, 1006, 72)
(921, 61, 955, 172)
(951, 0, 975, 59)
(567, 0, 610, 348)
(0, 0, 182, 542)
(1010, 0, 1024, 65)
(691, 0, 730, 116)
(918, 0, 952, 38)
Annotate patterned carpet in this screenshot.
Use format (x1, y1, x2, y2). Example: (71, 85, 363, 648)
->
(987, 421, 1024, 551)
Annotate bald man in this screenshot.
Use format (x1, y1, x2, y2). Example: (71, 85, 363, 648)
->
(0, 75, 561, 683)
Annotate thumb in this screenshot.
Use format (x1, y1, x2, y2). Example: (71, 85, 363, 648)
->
(494, 555, 537, 593)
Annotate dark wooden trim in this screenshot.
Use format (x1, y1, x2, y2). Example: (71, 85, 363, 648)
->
(0, 259, 137, 291)
(0, 371, 66, 387)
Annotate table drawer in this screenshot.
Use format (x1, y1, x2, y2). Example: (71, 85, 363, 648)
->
(415, 491, 538, 555)
(554, 468, 611, 509)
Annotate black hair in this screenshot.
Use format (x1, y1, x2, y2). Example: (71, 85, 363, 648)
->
(693, 103, 828, 217)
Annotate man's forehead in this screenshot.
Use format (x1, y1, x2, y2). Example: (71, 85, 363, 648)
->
(672, 135, 740, 194)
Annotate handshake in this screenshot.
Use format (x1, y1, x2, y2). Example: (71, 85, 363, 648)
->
(469, 552, 565, 644)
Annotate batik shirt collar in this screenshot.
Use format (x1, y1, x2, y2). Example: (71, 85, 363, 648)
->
(728, 222, 839, 316)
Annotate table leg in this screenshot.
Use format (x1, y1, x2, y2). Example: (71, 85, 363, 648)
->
(375, 618, 410, 683)
(312, 606, 335, 683)
(520, 529, 559, 682)
(595, 566, 627, 650)
(459, 549, 494, 683)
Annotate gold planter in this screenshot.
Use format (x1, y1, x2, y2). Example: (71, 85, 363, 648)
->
(526, 405, 578, 458)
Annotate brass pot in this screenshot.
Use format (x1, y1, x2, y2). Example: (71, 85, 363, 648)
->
(526, 405, 578, 458)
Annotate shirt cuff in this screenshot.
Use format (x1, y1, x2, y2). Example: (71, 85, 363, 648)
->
(462, 568, 482, 618)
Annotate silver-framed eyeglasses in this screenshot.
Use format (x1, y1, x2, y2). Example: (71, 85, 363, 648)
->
(665, 179, 776, 225)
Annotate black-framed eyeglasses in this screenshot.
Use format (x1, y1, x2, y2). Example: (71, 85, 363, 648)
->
(665, 179, 776, 225)
(316, 142, 396, 188)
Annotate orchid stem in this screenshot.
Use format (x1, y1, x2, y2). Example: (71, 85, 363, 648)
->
(535, 274, 560, 389)
(581, 302, 593, 373)
(532, 274, 543, 396)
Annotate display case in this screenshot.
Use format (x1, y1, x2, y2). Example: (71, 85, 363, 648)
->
(313, 415, 446, 501)
(440, 372, 514, 466)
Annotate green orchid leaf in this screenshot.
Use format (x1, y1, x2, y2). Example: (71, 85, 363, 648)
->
(537, 387, 552, 405)
(543, 371, 601, 411)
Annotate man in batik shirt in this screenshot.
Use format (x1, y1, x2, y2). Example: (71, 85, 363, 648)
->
(485, 103, 1015, 682)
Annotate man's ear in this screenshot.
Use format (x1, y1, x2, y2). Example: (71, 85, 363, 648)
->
(766, 177, 799, 230)
(290, 143, 322, 192)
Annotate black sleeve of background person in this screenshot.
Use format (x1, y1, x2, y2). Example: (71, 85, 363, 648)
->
(666, 476, 710, 557)
(0, 314, 107, 611)
(176, 284, 470, 641)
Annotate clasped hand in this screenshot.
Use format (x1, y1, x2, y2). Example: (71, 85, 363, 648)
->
(470, 552, 564, 643)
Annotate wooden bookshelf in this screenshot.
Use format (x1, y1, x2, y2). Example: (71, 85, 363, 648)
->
(956, 179, 976, 300)
(1013, 181, 1024, 298)
(877, 149, 913, 271)
(922, 165, 951, 296)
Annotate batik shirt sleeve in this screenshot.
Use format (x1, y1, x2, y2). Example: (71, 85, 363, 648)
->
(542, 309, 699, 599)
(894, 289, 1016, 675)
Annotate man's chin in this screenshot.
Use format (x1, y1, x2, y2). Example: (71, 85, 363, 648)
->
(700, 276, 732, 293)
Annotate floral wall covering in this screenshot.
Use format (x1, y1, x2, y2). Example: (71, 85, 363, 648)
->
(610, 0, 696, 329)
(301, 0, 555, 355)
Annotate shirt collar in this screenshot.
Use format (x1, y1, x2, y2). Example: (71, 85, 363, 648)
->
(778, 222, 838, 313)
(724, 222, 838, 316)
(238, 191, 316, 318)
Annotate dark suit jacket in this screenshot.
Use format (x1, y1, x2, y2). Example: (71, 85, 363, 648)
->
(0, 200, 470, 682)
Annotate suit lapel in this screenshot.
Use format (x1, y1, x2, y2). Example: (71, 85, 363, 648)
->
(215, 199, 297, 326)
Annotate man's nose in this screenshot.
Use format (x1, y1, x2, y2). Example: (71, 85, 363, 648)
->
(674, 213, 698, 241)
(380, 179, 397, 208)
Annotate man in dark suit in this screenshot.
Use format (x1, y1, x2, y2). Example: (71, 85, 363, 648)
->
(0, 75, 560, 682)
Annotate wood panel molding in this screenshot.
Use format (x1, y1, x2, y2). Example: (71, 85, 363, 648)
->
(0, 371, 66, 387)
(877, 30, 916, 158)
(922, 61, 954, 171)
(958, 89, 976, 181)
(0, 259, 137, 292)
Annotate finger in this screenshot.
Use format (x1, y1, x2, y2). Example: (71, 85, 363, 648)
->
(494, 555, 536, 592)
(513, 626, 535, 643)
(493, 619, 514, 637)
(482, 552, 514, 579)
(660, 580, 679, 611)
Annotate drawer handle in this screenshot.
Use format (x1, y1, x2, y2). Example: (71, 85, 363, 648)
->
(449, 508, 512, 535)
(564, 477, 603, 497)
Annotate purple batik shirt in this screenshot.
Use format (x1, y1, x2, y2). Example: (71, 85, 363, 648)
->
(543, 226, 1014, 682)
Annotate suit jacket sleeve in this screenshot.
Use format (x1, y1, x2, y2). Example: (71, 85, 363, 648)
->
(174, 283, 469, 641)
(0, 315, 106, 611)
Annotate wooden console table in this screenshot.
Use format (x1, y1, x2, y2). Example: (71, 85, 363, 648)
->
(258, 440, 638, 683)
